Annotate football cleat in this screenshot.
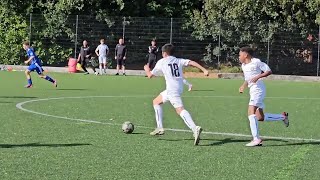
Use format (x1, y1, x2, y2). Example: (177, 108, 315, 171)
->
(150, 128, 165, 136)
(53, 80, 58, 88)
(282, 112, 289, 127)
(24, 84, 32, 88)
(193, 126, 202, 146)
(245, 139, 263, 147)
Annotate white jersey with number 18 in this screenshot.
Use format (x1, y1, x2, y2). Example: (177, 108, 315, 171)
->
(151, 56, 190, 96)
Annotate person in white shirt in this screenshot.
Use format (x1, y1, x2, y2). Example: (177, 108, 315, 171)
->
(144, 43, 209, 145)
(239, 47, 289, 147)
(95, 39, 109, 75)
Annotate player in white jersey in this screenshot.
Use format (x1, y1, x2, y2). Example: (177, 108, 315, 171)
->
(239, 47, 289, 147)
(144, 44, 209, 145)
(95, 39, 109, 75)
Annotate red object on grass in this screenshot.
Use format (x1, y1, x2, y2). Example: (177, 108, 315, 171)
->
(68, 58, 77, 73)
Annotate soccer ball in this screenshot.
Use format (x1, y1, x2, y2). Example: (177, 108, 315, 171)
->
(122, 121, 134, 134)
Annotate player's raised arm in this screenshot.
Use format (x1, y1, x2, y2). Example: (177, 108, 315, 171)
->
(123, 46, 127, 59)
(187, 61, 209, 76)
(144, 64, 153, 78)
(24, 55, 34, 64)
(106, 46, 109, 56)
(239, 81, 248, 93)
(144, 60, 161, 78)
(95, 46, 99, 57)
(250, 62, 272, 83)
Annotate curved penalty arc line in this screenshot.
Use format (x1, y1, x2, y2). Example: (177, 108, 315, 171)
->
(15, 95, 320, 142)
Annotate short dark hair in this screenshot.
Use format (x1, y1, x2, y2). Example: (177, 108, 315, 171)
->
(161, 43, 175, 55)
(23, 41, 30, 46)
(240, 46, 254, 56)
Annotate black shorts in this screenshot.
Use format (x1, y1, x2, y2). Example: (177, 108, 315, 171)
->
(117, 58, 125, 66)
(148, 58, 156, 69)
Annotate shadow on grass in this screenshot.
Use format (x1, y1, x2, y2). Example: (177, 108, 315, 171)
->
(158, 137, 290, 146)
(0, 102, 12, 103)
(131, 132, 145, 135)
(200, 138, 320, 147)
(0, 143, 92, 148)
(266, 141, 320, 147)
(191, 89, 215, 92)
(55, 89, 88, 91)
(0, 96, 37, 99)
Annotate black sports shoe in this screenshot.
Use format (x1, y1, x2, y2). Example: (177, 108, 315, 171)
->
(123, 73, 126, 76)
(115, 73, 119, 75)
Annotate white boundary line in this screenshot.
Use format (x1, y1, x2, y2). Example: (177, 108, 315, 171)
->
(15, 96, 320, 142)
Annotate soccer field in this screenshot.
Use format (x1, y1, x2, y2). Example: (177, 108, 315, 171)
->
(1, 71, 320, 179)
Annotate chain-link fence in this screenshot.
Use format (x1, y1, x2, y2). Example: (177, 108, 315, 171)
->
(27, 14, 320, 76)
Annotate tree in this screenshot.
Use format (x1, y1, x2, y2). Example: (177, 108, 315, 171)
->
(188, 0, 320, 72)
(0, 4, 28, 65)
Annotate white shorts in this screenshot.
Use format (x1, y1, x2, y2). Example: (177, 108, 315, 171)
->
(99, 56, 107, 64)
(160, 90, 183, 108)
(249, 86, 265, 109)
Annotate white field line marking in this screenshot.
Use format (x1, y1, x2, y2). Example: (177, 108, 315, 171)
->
(15, 96, 320, 142)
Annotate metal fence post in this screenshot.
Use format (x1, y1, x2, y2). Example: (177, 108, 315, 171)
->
(74, 15, 78, 59)
(218, 18, 221, 73)
(267, 20, 271, 65)
(170, 18, 173, 44)
(317, 25, 320, 76)
(122, 17, 126, 41)
(29, 13, 32, 44)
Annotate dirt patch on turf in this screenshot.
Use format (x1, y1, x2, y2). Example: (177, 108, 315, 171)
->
(183, 72, 221, 79)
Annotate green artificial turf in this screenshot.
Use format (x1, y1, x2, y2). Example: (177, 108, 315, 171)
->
(0, 71, 320, 180)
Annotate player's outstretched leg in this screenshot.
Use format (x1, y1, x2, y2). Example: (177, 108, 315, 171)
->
(255, 108, 289, 127)
(103, 63, 107, 74)
(122, 65, 126, 76)
(176, 107, 202, 145)
(24, 70, 33, 88)
(116, 64, 120, 75)
(183, 79, 192, 91)
(150, 94, 164, 135)
(98, 63, 102, 75)
(39, 74, 57, 87)
(246, 106, 262, 147)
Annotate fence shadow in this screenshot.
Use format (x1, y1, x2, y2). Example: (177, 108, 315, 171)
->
(0, 142, 92, 148)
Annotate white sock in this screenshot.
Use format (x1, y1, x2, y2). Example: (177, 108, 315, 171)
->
(179, 109, 196, 131)
(104, 65, 107, 73)
(183, 79, 191, 86)
(153, 105, 163, 128)
(264, 113, 285, 121)
(248, 114, 260, 140)
(99, 64, 102, 74)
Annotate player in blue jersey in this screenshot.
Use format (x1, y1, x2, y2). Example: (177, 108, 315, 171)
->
(23, 41, 57, 88)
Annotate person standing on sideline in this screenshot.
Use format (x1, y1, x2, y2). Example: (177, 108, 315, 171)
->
(115, 38, 127, 76)
(147, 39, 158, 70)
(77, 40, 96, 75)
(238, 46, 289, 147)
(22, 41, 57, 88)
(95, 39, 109, 75)
(144, 43, 209, 146)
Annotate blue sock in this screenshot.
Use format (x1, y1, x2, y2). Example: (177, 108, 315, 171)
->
(45, 76, 55, 83)
(28, 79, 32, 85)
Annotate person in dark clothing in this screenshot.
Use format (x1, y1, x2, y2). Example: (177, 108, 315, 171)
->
(77, 40, 96, 75)
(114, 38, 127, 75)
(147, 39, 158, 69)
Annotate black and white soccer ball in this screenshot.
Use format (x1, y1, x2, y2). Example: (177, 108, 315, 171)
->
(122, 121, 134, 134)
